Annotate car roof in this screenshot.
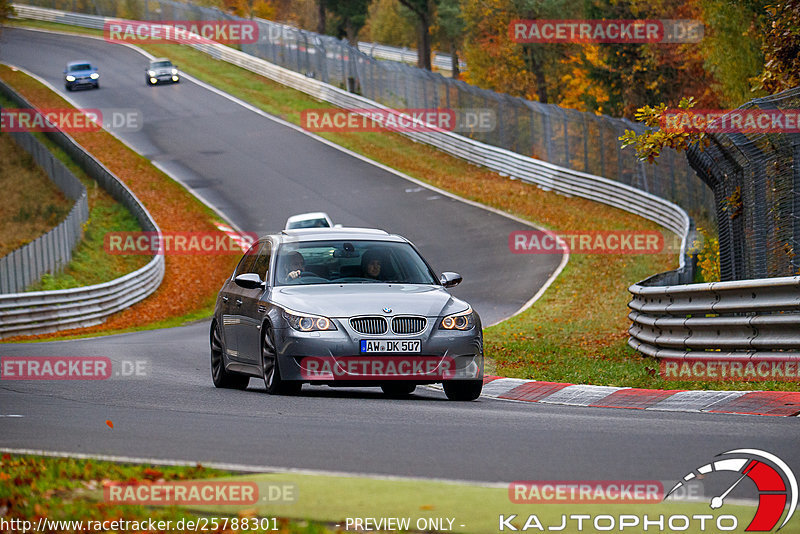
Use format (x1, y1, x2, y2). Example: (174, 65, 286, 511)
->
(276, 227, 406, 243)
(150, 58, 172, 63)
(285, 212, 331, 223)
(67, 61, 93, 68)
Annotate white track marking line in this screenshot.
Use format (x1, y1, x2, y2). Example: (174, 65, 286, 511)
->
(8, 25, 567, 326)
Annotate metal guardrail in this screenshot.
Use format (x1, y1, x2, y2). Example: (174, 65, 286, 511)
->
(0, 125, 89, 293)
(357, 41, 465, 72)
(628, 275, 800, 360)
(11, 6, 692, 266)
(0, 78, 165, 339)
(14, 0, 714, 227)
(16, 6, 799, 362)
(14, 5, 702, 352)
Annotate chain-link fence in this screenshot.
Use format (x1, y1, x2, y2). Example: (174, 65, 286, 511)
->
(19, 0, 715, 225)
(686, 86, 800, 281)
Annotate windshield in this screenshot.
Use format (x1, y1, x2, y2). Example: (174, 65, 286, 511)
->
(69, 64, 92, 72)
(275, 240, 438, 286)
(286, 218, 330, 229)
(151, 61, 173, 68)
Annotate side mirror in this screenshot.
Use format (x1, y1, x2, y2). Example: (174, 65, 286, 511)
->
(440, 272, 462, 288)
(234, 273, 264, 289)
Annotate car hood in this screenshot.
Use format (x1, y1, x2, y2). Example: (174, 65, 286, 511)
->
(269, 284, 468, 318)
(151, 67, 174, 75)
(68, 69, 95, 76)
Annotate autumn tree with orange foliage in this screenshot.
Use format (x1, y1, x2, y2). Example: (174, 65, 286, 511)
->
(460, 0, 580, 103)
(219, 0, 277, 19)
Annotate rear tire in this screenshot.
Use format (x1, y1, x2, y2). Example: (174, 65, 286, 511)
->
(210, 321, 249, 389)
(381, 382, 416, 398)
(443, 380, 482, 401)
(262, 324, 301, 395)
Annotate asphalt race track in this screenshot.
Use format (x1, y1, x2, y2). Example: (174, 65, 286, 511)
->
(0, 27, 560, 325)
(0, 28, 798, 486)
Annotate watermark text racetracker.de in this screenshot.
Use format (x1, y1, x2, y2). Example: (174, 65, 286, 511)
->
(661, 358, 800, 381)
(301, 108, 496, 133)
(509, 230, 665, 255)
(661, 109, 800, 134)
(104, 231, 258, 255)
(104, 20, 258, 44)
(509, 19, 703, 44)
(299, 355, 478, 381)
(0, 356, 148, 380)
(0, 108, 142, 132)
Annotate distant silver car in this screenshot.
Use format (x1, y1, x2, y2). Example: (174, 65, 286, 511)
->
(146, 58, 180, 85)
(284, 212, 333, 230)
(210, 227, 483, 400)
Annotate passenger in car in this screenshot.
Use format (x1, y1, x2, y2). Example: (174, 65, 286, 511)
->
(361, 250, 387, 280)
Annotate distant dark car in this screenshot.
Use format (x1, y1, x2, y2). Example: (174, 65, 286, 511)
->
(210, 227, 484, 401)
(146, 58, 180, 86)
(64, 61, 99, 91)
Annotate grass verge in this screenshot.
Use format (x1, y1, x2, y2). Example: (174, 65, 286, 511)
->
(0, 63, 239, 341)
(0, 454, 328, 533)
(0, 90, 150, 290)
(7, 21, 797, 391)
(2, 453, 786, 534)
(0, 132, 72, 258)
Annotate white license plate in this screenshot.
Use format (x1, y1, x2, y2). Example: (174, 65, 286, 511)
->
(360, 339, 421, 353)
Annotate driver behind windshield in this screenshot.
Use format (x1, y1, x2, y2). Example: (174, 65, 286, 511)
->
(361, 249, 389, 280)
(282, 251, 305, 282)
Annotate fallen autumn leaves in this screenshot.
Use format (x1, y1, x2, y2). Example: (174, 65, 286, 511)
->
(0, 66, 238, 341)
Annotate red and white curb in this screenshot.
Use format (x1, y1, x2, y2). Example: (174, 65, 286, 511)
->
(479, 376, 800, 417)
(214, 222, 252, 252)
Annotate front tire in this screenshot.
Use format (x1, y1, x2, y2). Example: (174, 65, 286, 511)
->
(210, 321, 249, 389)
(443, 379, 482, 401)
(262, 324, 301, 395)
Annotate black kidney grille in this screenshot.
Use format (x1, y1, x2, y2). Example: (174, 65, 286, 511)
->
(350, 316, 388, 335)
(391, 316, 426, 334)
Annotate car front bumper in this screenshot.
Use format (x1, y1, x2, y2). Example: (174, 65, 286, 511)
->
(274, 319, 483, 383)
(66, 78, 98, 88)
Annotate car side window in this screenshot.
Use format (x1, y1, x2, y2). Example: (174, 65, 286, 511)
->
(234, 242, 261, 276)
(251, 243, 272, 282)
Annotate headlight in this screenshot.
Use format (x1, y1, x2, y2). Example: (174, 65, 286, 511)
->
(440, 307, 475, 330)
(90, 72, 99, 79)
(283, 309, 337, 332)
(65, 75, 76, 81)
(171, 68, 178, 74)
(148, 70, 156, 76)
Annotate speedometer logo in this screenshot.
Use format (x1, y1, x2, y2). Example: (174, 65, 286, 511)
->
(666, 449, 797, 531)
